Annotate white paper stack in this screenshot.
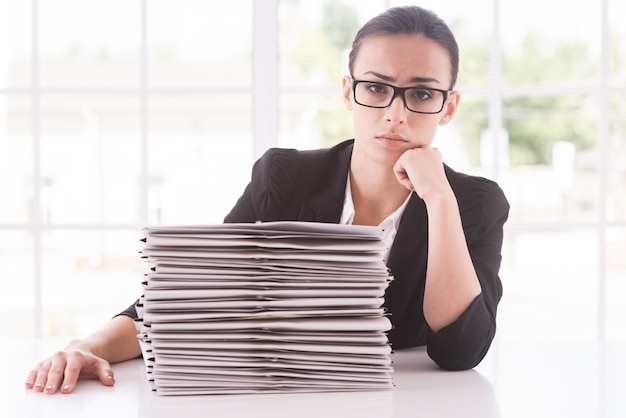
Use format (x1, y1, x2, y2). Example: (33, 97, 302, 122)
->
(136, 221, 394, 396)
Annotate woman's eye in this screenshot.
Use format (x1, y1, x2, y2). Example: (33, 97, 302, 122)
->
(366, 83, 388, 95)
(410, 89, 434, 100)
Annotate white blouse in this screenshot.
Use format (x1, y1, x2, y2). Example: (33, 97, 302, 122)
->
(339, 175, 412, 263)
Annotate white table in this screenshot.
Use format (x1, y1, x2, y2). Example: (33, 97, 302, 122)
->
(4, 338, 625, 418)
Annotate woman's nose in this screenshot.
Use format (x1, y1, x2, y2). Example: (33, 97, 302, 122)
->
(384, 94, 407, 124)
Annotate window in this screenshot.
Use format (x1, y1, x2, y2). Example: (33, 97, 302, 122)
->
(1, 0, 624, 341)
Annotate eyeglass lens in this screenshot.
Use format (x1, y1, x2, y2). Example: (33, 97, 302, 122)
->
(354, 81, 446, 113)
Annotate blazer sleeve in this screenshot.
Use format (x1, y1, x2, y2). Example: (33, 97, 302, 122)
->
(115, 302, 139, 320)
(223, 141, 350, 223)
(426, 179, 509, 370)
(224, 147, 304, 223)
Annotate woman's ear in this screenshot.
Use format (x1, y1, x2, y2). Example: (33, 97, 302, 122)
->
(439, 90, 460, 125)
(342, 76, 353, 110)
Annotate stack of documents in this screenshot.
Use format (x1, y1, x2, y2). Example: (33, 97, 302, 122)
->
(135, 221, 394, 395)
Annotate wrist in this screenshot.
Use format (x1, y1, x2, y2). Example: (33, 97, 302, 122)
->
(65, 336, 103, 357)
(423, 185, 456, 209)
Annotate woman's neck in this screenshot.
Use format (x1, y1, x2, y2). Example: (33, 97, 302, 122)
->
(349, 157, 411, 226)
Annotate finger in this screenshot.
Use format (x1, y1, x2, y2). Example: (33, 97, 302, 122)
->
(25, 368, 39, 389)
(392, 157, 407, 177)
(33, 362, 51, 392)
(398, 179, 415, 191)
(59, 356, 84, 394)
(44, 353, 69, 394)
(95, 359, 116, 387)
(393, 162, 414, 190)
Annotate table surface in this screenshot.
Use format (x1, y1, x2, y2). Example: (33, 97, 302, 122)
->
(4, 338, 625, 418)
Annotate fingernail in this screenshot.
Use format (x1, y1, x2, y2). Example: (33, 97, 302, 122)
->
(63, 385, 70, 390)
(26, 380, 32, 385)
(46, 385, 54, 390)
(35, 382, 43, 387)
(107, 374, 113, 379)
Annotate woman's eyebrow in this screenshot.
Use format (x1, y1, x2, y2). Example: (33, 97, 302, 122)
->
(408, 76, 441, 84)
(362, 71, 441, 85)
(361, 71, 394, 82)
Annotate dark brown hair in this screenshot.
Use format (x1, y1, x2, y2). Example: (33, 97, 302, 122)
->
(348, 6, 459, 89)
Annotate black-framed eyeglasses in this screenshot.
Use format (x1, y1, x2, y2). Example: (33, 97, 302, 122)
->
(351, 78, 451, 114)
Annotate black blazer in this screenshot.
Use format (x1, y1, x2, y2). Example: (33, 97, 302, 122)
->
(224, 139, 510, 370)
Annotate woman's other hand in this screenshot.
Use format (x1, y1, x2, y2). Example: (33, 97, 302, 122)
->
(25, 342, 116, 394)
(24, 315, 141, 394)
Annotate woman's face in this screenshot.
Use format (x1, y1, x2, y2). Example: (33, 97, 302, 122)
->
(343, 34, 459, 165)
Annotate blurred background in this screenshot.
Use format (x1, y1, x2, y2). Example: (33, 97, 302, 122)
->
(0, 0, 624, 342)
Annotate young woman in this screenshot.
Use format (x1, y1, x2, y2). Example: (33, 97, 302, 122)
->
(25, 5, 509, 394)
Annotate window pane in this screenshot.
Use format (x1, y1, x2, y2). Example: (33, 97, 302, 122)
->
(499, 228, 599, 341)
(609, 94, 626, 221)
(0, 230, 34, 338)
(148, 95, 253, 224)
(279, 0, 385, 87)
(40, 95, 142, 224)
(434, 94, 489, 176)
(148, 0, 253, 88)
(278, 92, 348, 150)
(0, 0, 31, 89)
(607, 227, 626, 339)
(41, 230, 143, 337)
(609, 0, 626, 85)
(501, 0, 600, 85)
(39, 0, 141, 88)
(0, 95, 32, 223)
(502, 95, 599, 222)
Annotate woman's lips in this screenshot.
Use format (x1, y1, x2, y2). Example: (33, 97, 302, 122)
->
(377, 134, 407, 146)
